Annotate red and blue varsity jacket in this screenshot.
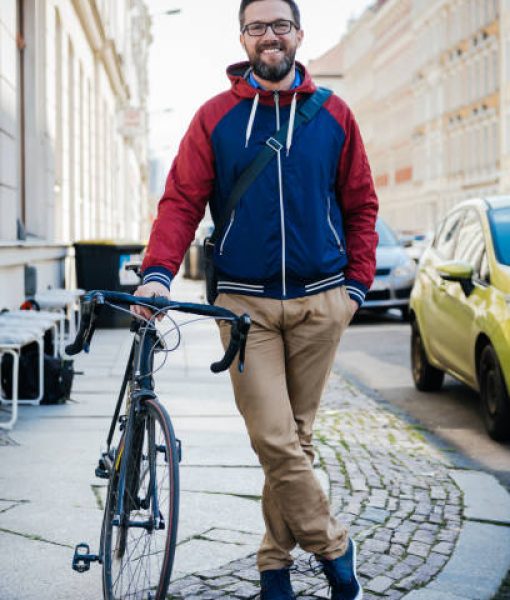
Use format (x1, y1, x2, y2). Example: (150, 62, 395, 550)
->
(142, 62, 378, 305)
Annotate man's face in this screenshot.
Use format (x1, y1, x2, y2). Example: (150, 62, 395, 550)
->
(240, 0, 304, 83)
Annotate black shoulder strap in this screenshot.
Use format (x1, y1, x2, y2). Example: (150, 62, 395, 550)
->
(210, 86, 333, 244)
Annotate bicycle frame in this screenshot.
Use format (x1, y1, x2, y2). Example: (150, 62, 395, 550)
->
(111, 321, 163, 532)
(70, 291, 250, 579)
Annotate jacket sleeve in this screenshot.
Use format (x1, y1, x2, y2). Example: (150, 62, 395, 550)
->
(141, 106, 215, 288)
(336, 107, 379, 306)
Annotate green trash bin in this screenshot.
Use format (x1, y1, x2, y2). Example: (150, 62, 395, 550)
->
(74, 241, 145, 328)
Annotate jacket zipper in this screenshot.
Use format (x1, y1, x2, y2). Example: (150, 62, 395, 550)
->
(274, 91, 287, 297)
(219, 210, 235, 255)
(327, 196, 344, 253)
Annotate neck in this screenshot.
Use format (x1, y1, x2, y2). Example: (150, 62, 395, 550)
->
(252, 64, 296, 91)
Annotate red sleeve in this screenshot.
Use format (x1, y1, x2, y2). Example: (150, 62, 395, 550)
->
(327, 97, 379, 291)
(142, 105, 216, 276)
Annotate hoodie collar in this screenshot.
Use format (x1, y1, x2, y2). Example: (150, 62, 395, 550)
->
(227, 61, 316, 103)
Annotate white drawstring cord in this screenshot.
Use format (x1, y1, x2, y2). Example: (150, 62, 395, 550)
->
(286, 93, 298, 156)
(245, 93, 260, 148)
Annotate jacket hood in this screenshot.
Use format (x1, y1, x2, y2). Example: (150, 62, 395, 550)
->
(227, 61, 317, 104)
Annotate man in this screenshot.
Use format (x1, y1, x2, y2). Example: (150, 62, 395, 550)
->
(135, 1, 378, 598)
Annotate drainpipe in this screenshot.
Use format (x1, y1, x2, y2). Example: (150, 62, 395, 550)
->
(17, 0, 26, 238)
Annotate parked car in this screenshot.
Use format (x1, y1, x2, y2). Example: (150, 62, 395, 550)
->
(403, 231, 434, 264)
(363, 218, 416, 319)
(409, 196, 510, 441)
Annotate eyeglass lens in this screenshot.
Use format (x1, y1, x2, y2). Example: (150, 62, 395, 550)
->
(244, 20, 294, 36)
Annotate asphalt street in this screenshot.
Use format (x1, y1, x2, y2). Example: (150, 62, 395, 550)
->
(336, 310, 510, 491)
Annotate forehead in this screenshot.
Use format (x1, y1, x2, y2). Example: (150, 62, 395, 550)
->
(243, 0, 294, 23)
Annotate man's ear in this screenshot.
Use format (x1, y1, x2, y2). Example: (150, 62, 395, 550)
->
(240, 32, 246, 52)
(297, 29, 304, 48)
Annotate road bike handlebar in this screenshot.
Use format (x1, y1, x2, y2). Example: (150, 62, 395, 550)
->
(65, 290, 251, 373)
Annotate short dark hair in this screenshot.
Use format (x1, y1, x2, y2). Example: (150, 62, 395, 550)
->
(239, 0, 301, 29)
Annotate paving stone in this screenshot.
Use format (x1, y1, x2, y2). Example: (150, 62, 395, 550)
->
(432, 541, 454, 555)
(224, 581, 259, 598)
(407, 542, 430, 559)
(207, 576, 239, 588)
(366, 575, 394, 593)
(361, 507, 390, 523)
(362, 538, 390, 553)
(412, 529, 435, 544)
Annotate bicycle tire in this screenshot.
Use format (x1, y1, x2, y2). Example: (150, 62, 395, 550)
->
(102, 397, 180, 600)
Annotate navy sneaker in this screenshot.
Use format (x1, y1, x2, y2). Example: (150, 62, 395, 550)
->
(320, 538, 363, 600)
(260, 567, 296, 600)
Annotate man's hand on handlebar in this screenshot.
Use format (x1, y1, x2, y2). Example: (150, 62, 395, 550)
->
(132, 282, 171, 321)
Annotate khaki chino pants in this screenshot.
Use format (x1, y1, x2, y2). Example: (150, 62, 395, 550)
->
(216, 287, 352, 571)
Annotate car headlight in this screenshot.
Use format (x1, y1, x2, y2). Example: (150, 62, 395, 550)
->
(392, 262, 416, 279)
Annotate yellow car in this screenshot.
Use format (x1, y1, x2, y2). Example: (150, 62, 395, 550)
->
(409, 196, 510, 441)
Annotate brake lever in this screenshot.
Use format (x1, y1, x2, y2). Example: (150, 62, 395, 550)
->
(65, 291, 104, 355)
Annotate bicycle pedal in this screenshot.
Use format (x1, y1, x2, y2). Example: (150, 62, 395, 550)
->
(95, 455, 111, 479)
(95, 465, 109, 479)
(72, 543, 100, 573)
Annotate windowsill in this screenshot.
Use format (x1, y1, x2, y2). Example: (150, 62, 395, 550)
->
(0, 243, 70, 268)
(0, 240, 70, 248)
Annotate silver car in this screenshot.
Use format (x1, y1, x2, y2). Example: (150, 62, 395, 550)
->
(363, 218, 417, 319)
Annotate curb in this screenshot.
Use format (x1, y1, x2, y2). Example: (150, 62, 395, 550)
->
(401, 470, 510, 600)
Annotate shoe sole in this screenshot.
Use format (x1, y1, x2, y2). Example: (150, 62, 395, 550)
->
(352, 539, 363, 600)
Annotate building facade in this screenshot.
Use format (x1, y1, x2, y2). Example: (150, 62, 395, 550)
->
(310, 0, 506, 232)
(0, 0, 151, 308)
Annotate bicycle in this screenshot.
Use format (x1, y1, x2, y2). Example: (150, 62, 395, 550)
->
(67, 289, 250, 600)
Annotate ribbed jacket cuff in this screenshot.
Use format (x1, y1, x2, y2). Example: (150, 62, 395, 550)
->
(345, 279, 368, 307)
(142, 267, 174, 290)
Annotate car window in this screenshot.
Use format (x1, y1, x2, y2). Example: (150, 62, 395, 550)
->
(489, 207, 510, 266)
(434, 211, 464, 259)
(376, 219, 399, 247)
(454, 209, 486, 278)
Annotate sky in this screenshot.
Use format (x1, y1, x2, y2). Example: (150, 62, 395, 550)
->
(147, 0, 373, 177)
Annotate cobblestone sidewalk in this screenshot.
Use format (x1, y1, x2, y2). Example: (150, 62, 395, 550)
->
(166, 373, 463, 599)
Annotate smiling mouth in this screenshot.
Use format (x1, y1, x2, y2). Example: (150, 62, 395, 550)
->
(258, 46, 284, 57)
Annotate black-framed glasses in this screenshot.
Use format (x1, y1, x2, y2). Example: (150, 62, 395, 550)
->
(242, 19, 298, 37)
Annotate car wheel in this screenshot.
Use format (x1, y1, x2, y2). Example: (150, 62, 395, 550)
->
(479, 345, 510, 442)
(411, 321, 444, 391)
(401, 306, 410, 321)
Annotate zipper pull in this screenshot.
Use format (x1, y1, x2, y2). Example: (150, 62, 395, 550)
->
(274, 91, 280, 131)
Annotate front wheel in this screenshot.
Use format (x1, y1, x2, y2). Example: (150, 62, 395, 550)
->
(102, 398, 180, 600)
(479, 345, 510, 442)
(411, 321, 444, 391)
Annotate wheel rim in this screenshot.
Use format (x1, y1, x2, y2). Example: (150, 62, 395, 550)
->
(412, 328, 423, 381)
(107, 409, 175, 600)
(482, 358, 498, 417)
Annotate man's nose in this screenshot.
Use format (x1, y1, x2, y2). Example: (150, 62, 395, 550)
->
(261, 24, 278, 41)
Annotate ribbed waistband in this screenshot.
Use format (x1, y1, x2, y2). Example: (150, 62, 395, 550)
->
(216, 271, 345, 299)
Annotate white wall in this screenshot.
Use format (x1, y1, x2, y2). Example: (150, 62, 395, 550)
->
(0, 0, 150, 309)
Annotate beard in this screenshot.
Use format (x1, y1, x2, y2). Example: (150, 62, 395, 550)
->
(249, 42, 297, 83)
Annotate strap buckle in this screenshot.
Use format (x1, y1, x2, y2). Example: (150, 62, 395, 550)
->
(266, 137, 283, 153)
